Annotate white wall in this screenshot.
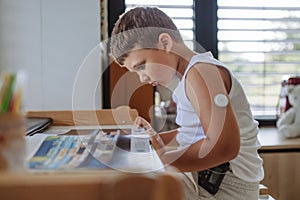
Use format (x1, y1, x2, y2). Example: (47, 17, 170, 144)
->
(0, 0, 101, 111)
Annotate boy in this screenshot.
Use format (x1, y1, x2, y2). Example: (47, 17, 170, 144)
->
(110, 7, 264, 200)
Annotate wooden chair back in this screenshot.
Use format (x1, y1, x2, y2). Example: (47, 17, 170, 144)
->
(0, 171, 183, 200)
(113, 173, 183, 200)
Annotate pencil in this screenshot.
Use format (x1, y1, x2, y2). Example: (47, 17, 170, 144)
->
(0, 74, 10, 109)
(1, 74, 16, 113)
(11, 88, 23, 113)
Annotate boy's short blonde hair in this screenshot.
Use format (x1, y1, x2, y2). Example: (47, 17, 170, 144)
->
(110, 7, 183, 65)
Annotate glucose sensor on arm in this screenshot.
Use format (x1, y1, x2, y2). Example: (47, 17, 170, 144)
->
(214, 94, 229, 108)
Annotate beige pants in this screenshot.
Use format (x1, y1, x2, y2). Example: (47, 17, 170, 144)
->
(180, 171, 259, 200)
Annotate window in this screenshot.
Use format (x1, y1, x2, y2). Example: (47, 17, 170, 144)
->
(125, 0, 195, 49)
(217, 0, 300, 116)
(108, 0, 300, 119)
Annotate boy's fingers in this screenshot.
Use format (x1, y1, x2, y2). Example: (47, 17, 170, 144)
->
(134, 116, 143, 127)
(134, 116, 152, 129)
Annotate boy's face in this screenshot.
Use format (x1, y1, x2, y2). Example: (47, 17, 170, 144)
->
(122, 48, 178, 87)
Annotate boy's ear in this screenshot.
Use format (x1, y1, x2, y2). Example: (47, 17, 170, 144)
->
(158, 33, 173, 53)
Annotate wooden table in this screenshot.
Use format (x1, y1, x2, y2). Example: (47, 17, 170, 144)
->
(0, 109, 183, 200)
(258, 127, 300, 200)
(259, 127, 300, 151)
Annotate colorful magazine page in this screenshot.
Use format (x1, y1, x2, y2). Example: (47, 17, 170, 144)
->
(28, 130, 121, 170)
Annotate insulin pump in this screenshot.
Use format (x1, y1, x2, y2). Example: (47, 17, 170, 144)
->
(198, 162, 230, 195)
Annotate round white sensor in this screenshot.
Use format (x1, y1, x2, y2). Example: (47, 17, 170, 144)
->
(214, 94, 229, 108)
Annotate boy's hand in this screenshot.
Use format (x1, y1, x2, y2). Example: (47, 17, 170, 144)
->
(134, 116, 154, 132)
(134, 116, 166, 156)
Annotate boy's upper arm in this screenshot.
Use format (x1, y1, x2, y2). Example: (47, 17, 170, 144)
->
(185, 63, 238, 137)
(185, 63, 240, 159)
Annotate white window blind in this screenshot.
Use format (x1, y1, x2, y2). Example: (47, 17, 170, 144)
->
(125, 0, 195, 49)
(217, 0, 300, 116)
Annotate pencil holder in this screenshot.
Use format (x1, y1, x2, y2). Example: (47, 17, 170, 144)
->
(0, 113, 26, 172)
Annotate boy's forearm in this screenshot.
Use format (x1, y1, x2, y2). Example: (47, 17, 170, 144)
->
(160, 134, 239, 172)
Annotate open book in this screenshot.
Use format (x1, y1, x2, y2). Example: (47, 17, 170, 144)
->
(26, 129, 126, 170)
(26, 128, 157, 172)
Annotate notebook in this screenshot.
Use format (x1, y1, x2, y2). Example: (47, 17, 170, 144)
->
(26, 117, 53, 136)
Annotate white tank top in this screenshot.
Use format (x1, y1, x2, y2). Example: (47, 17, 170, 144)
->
(173, 52, 264, 182)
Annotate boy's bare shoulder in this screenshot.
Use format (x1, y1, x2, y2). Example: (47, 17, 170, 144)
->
(186, 62, 221, 79)
(186, 63, 231, 92)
